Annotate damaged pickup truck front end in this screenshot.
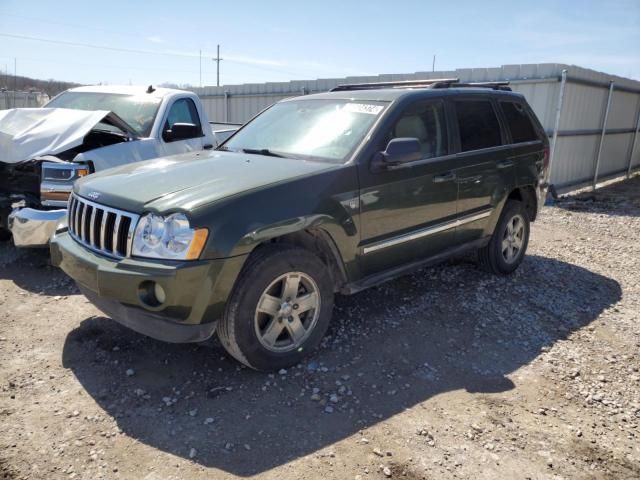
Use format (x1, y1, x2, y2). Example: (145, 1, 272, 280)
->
(2, 85, 234, 247)
(1, 108, 139, 246)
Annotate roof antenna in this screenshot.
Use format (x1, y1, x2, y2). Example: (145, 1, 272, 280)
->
(146, 85, 155, 94)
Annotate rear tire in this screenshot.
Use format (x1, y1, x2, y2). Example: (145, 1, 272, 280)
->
(217, 244, 334, 371)
(478, 200, 530, 275)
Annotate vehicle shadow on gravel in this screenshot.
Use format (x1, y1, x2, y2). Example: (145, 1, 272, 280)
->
(0, 242, 76, 296)
(61, 254, 621, 476)
(552, 175, 640, 218)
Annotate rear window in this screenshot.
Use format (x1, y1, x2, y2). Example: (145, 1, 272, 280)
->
(501, 101, 538, 143)
(455, 100, 502, 152)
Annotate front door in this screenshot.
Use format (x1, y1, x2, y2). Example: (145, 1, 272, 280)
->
(357, 100, 459, 276)
(160, 97, 205, 156)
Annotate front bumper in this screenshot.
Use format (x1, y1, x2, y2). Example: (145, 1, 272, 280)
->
(8, 208, 66, 247)
(50, 231, 248, 343)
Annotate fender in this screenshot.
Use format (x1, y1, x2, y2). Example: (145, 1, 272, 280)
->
(192, 165, 363, 280)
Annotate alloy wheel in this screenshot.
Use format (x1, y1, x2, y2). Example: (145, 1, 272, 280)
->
(254, 272, 321, 352)
(501, 214, 525, 264)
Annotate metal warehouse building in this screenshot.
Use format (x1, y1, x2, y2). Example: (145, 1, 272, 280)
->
(192, 63, 640, 193)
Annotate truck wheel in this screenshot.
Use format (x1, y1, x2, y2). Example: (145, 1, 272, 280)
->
(478, 200, 530, 275)
(217, 244, 334, 371)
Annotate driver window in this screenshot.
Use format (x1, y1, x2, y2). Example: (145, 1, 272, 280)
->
(385, 101, 448, 159)
(164, 98, 202, 136)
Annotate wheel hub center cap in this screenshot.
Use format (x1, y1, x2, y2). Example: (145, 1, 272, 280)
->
(280, 302, 293, 317)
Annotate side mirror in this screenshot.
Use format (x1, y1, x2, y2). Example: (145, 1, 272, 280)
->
(382, 138, 422, 165)
(163, 123, 201, 142)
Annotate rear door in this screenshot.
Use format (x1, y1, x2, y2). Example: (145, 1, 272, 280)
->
(498, 99, 546, 189)
(450, 97, 509, 245)
(357, 99, 459, 276)
(159, 97, 205, 156)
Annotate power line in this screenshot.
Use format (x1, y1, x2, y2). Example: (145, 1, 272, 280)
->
(0, 32, 197, 59)
(0, 32, 323, 82)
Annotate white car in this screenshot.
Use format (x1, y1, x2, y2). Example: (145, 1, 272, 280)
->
(1, 85, 239, 246)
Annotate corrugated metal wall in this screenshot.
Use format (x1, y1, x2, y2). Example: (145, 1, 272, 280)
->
(0, 91, 46, 109)
(192, 63, 640, 191)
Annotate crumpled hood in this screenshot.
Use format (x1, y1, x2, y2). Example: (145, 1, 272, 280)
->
(74, 150, 338, 212)
(0, 108, 132, 164)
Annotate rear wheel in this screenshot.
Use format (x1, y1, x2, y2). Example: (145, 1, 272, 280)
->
(478, 200, 530, 275)
(217, 244, 334, 371)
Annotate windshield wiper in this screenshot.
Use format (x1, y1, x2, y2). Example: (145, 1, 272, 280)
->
(241, 148, 287, 158)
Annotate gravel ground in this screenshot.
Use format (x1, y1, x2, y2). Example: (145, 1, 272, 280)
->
(1, 176, 639, 480)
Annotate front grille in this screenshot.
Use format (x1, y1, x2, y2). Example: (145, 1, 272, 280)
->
(68, 194, 139, 258)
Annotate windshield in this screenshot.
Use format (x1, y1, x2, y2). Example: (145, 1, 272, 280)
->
(222, 99, 388, 163)
(46, 92, 162, 137)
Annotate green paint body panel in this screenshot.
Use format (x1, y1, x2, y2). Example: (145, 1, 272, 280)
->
(51, 88, 549, 338)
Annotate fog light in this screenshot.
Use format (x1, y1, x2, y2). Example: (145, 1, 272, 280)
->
(154, 283, 166, 304)
(138, 280, 166, 308)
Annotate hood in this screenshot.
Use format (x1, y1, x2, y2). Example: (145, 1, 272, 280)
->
(74, 150, 338, 212)
(0, 108, 137, 164)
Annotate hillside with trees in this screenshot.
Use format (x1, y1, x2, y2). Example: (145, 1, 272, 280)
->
(0, 70, 80, 97)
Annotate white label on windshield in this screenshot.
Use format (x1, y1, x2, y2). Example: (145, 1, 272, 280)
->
(343, 103, 384, 115)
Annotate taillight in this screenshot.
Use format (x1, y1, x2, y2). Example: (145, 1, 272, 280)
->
(542, 145, 550, 171)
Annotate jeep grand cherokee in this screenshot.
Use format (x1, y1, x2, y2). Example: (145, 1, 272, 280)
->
(51, 78, 549, 371)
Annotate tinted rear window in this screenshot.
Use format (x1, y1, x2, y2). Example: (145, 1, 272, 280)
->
(455, 100, 502, 152)
(501, 101, 538, 143)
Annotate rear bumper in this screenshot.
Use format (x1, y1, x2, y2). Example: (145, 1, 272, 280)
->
(50, 231, 247, 343)
(8, 208, 66, 247)
(536, 181, 548, 214)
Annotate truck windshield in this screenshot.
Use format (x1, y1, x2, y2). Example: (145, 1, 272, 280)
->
(46, 92, 162, 137)
(222, 99, 388, 163)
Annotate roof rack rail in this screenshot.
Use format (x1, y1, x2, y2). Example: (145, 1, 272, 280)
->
(330, 78, 460, 92)
(329, 78, 512, 92)
(430, 80, 512, 91)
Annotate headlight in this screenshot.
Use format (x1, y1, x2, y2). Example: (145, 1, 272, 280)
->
(132, 213, 208, 260)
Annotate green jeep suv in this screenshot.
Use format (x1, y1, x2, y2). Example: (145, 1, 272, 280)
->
(51, 79, 549, 371)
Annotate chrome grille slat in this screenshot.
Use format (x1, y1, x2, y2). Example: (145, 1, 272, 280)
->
(113, 215, 122, 255)
(66, 193, 140, 259)
(126, 219, 136, 256)
(74, 201, 82, 237)
(89, 208, 97, 246)
(99, 211, 108, 250)
(80, 203, 88, 241)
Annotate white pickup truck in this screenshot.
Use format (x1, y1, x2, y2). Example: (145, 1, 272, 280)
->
(1, 85, 239, 247)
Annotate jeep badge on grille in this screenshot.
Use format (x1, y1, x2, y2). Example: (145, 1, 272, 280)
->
(87, 192, 100, 200)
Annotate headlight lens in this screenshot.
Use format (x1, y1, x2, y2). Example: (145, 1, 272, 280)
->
(132, 213, 208, 260)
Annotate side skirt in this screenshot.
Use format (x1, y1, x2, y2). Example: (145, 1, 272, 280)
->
(341, 237, 490, 295)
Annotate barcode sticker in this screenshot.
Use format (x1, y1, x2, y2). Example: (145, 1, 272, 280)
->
(343, 103, 384, 115)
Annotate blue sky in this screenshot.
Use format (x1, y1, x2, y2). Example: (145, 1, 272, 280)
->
(0, 0, 638, 87)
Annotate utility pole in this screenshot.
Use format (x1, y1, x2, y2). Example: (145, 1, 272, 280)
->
(199, 49, 202, 88)
(14, 58, 17, 108)
(432, 55, 436, 72)
(213, 44, 223, 87)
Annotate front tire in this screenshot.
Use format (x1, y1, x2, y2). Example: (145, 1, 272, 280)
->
(217, 244, 334, 371)
(478, 200, 530, 275)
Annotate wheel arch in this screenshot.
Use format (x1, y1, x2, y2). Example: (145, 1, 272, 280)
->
(507, 185, 538, 221)
(248, 227, 349, 292)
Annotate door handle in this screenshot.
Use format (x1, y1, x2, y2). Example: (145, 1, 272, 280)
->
(203, 144, 214, 150)
(497, 160, 514, 169)
(456, 174, 482, 184)
(433, 172, 456, 183)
